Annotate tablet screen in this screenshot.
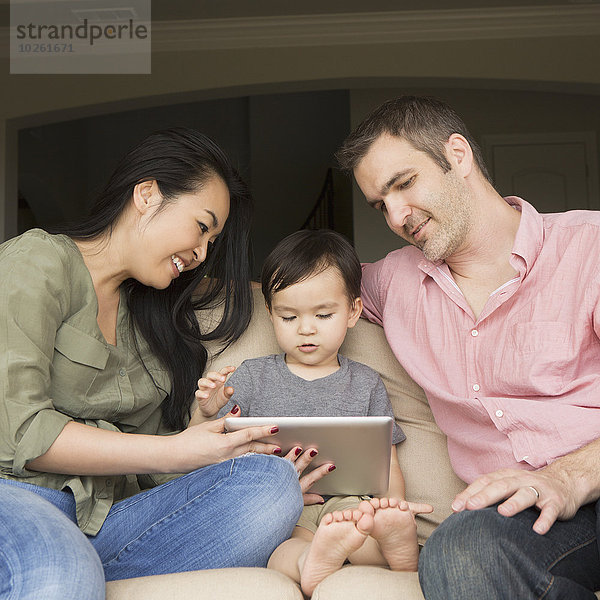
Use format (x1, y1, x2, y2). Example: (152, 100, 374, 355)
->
(225, 416, 392, 495)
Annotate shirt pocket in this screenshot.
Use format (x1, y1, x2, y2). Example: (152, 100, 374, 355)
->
(494, 321, 576, 396)
(50, 323, 110, 413)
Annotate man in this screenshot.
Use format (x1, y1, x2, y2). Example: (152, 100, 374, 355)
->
(336, 95, 600, 598)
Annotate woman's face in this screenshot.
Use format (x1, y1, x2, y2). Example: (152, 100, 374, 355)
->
(134, 176, 230, 289)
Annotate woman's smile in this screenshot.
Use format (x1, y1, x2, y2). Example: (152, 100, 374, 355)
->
(171, 254, 185, 273)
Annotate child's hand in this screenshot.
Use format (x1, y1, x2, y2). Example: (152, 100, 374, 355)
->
(387, 499, 433, 515)
(194, 366, 236, 418)
(404, 500, 434, 515)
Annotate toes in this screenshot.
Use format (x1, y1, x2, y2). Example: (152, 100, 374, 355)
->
(321, 512, 335, 526)
(350, 509, 364, 521)
(369, 497, 382, 510)
(358, 499, 375, 515)
(356, 511, 374, 535)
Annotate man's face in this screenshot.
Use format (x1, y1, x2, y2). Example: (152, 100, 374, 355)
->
(354, 134, 472, 262)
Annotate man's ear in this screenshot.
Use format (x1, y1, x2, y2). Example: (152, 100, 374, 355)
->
(347, 297, 363, 328)
(132, 180, 160, 215)
(445, 133, 474, 178)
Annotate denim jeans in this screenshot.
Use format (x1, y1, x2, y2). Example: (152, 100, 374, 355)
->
(419, 500, 600, 599)
(0, 454, 303, 597)
(0, 481, 105, 600)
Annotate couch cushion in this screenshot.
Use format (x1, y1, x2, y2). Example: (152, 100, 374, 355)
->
(203, 289, 466, 544)
(106, 567, 303, 600)
(312, 566, 424, 600)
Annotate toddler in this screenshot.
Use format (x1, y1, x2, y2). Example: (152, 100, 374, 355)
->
(196, 229, 431, 596)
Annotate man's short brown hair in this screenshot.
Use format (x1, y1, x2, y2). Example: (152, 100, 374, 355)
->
(335, 95, 492, 183)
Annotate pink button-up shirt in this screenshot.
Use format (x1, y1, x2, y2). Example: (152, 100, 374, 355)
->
(361, 197, 600, 483)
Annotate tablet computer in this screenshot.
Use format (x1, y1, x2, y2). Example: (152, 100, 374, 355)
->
(224, 416, 393, 495)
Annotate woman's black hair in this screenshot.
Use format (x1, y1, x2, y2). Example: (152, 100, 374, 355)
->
(261, 229, 361, 310)
(51, 128, 253, 430)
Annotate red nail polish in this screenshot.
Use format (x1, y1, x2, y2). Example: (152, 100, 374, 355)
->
(273, 447, 282, 455)
(310, 450, 318, 457)
(270, 427, 279, 434)
(230, 405, 239, 415)
(295, 447, 302, 456)
(328, 465, 336, 472)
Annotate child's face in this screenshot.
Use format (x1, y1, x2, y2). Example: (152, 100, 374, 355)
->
(268, 266, 362, 370)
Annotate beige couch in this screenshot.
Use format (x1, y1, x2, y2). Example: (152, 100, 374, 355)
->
(106, 289, 597, 599)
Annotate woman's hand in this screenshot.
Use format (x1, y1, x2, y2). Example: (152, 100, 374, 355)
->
(173, 408, 282, 472)
(283, 446, 335, 505)
(193, 366, 236, 419)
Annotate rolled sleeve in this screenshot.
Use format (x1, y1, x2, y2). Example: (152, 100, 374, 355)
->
(12, 409, 72, 475)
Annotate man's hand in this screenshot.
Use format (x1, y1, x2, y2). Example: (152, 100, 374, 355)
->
(451, 462, 588, 535)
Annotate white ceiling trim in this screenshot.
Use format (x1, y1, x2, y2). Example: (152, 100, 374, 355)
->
(1, 5, 599, 56)
(151, 5, 600, 52)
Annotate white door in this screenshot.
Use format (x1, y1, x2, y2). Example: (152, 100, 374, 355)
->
(483, 132, 599, 213)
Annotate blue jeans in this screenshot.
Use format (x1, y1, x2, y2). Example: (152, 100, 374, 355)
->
(0, 481, 105, 600)
(0, 454, 302, 597)
(419, 500, 600, 599)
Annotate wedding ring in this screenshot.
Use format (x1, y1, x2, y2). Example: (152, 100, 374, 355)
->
(526, 485, 540, 499)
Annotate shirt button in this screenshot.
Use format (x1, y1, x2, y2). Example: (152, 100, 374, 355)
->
(471, 329, 479, 337)
(473, 384, 480, 392)
(119, 368, 126, 377)
(495, 410, 504, 418)
(106, 479, 112, 487)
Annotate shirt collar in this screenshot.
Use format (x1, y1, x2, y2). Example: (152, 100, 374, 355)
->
(505, 196, 544, 277)
(417, 196, 544, 278)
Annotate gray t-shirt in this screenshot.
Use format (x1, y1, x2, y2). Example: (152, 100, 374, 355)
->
(218, 353, 405, 444)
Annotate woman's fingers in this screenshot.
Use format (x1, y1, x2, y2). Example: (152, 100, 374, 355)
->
(303, 492, 325, 506)
(299, 462, 335, 494)
(291, 448, 319, 472)
(283, 446, 303, 461)
(220, 421, 282, 456)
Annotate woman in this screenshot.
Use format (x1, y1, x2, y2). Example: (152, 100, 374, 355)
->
(0, 129, 318, 599)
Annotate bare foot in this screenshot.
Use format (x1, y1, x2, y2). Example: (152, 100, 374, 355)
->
(299, 509, 374, 596)
(358, 497, 419, 571)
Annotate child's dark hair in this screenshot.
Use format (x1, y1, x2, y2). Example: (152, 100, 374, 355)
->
(261, 229, 361, 310)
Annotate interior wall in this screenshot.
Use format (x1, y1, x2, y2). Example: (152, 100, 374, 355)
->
(2, 7, 599, 241)
(351, 87, 600, 262)
(18, 97, 251, 231)
(248, 90, 350, 274)
(3, 34, 599, 122)
(16, 90, 351, 277)
(13, 85, 600, 267)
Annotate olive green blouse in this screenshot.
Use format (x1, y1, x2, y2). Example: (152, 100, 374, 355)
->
(0, 229, 176, 535)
